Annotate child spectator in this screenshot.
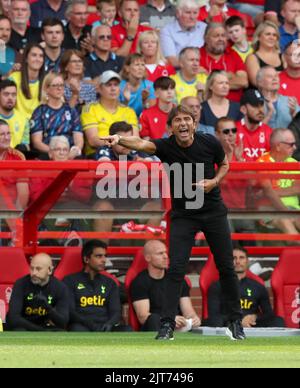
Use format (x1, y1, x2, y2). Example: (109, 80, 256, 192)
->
(140, 76, 175, 139)
(225, 16, 253, 63)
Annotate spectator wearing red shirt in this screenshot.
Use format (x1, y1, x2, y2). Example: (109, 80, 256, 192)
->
(279, 41, 300, 105)
(200, 23, 248, 102)
(0, 120, 29, 210)
(215, 117, 256, 236)
(137, 30, 175, 83)
(111, 0, 152, 57)
(140, 76, 175, 139)
(198, 0, 254, 37)
(236, 89, 273, 162)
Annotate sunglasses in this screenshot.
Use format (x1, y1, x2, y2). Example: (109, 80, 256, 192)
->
(98, 35, 112, 40)
(280, 141, 297, 148)
(221, 128, 237, 135)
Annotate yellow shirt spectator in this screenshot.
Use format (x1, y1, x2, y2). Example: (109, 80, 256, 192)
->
(10, 72, 40, 121)
(81, 102, 138, 155)
(0, 110, 30, 148)
(232, 45, 253, 63)
(171, 72, 208, 104)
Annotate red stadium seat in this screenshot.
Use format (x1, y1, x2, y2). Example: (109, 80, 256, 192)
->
(125, 249, 192, 331)
(271, 249, 300, 328)
(54, 247, 119, 285)
(125, 249, 148, 331)
(200, 253, 265, 320)
(0, 248, 29, 322)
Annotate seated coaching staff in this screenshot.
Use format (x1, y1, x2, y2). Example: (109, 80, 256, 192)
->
(63, 240, 129, 332)
(7, 253, 69, 331)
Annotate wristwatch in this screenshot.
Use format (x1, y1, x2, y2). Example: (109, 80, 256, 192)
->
(126, 35, 135, 42)
(117, 135, 123, 144)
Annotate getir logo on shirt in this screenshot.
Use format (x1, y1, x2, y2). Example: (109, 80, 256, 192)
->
(80, 296, 106, 307)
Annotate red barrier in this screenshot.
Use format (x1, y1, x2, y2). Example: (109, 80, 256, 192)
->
(0, 160, 300, 256)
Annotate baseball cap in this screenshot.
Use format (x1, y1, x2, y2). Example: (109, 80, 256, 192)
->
(99, 70, 121, 84)
(240, 89, 264, 107)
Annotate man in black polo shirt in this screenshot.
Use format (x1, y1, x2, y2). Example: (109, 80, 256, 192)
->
(9, 0, 41, 52)
(101, 105, 244, 341)
(7, 253, 69, 331)
(85, 25, 124, 80)
(63, 0, 92, 51)
(63, 240, 124, 332)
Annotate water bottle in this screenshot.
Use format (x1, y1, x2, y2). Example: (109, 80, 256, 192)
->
(0, 39, 6, 64)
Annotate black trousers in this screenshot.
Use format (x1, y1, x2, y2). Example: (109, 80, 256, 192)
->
(162, 207, 242, 327)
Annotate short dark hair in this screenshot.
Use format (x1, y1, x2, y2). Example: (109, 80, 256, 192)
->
(167, 105, 196, 127)
(233, 246, 248, 257)
(42, 18, 65, 33)
(0, 79, 17, 92)
(109, 121, 133, 136)
(215, 117, 236, 132)
(225, 15, 245, 29)
(0, 119, 8, 127)
(0, 15, 11, 25)
(154, 76, 175, 91)
(82, 240, 108, 263)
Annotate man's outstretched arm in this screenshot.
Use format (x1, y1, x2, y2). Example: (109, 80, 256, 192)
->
(100, 135, 157, 155)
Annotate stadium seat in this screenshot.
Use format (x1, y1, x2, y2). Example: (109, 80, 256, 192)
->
(200, 253, 265, 320)
(124, 249, 148, 331)
(0, 248, 29, 323)
(125, 249, 192, 331)
(271, 249, 300, 328)
(54, 247, 120, 285)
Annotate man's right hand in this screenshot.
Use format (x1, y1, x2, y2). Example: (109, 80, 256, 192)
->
(100, 135, 120, 147)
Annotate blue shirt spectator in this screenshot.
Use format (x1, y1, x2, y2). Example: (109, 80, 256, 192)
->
(30, 103, 82, 147)
(120, 79, 156, 117)
(30, 0, 68, 29)
(0, 47, 15, 78)
(279, 25, 298, 52)
(266, 94, 300, 129)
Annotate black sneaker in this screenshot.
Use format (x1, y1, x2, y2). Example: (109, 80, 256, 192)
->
(155, 322, 174, 341)
(226, 320, 246, 341)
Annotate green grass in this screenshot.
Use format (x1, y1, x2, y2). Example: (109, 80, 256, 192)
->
(0, 332, 299, 368)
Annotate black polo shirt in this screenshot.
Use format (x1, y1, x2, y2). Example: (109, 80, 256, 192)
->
(152, 133, 226, 215)
(84, 52, 124, 79)
(9, 28, 41, 52)
(63, 24, 92, 50)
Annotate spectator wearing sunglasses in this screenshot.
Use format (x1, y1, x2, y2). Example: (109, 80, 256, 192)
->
(85, 25, 124, 80)
(256, 128, 300, 236)
(215, 117, 256, 235)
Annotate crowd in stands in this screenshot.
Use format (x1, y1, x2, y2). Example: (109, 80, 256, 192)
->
(1, 0, 300, 238)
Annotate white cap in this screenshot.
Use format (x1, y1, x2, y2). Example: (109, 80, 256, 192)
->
(99, 70, 121, 84)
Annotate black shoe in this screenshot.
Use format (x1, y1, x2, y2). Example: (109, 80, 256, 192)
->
(155, 322, 174, 341)
(226, 320, 246, 341)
